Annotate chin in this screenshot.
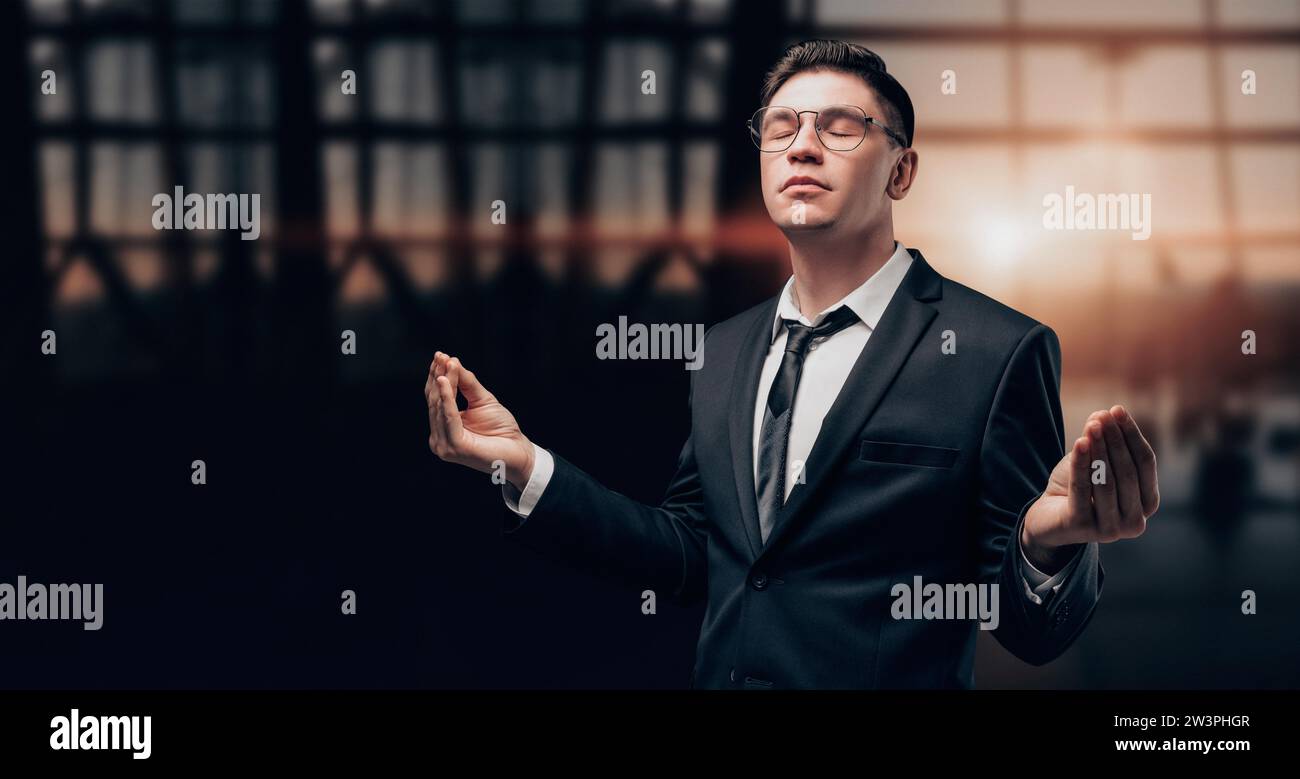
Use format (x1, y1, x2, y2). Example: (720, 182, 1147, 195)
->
(774, 213, 838, 231)
(768, 203, 837, 230)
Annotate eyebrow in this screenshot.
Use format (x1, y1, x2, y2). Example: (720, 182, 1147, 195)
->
(770, 103, 878, 114)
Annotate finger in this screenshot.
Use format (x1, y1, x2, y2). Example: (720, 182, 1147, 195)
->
(1088, 420, 1122, 541)
(428, 367, 445, 431)
(427, 380, 445, 453)
(456, 362, 495, 405)
(1114, 405, 1159, 517)
(1100, 409, 1143, 526)
(434, 354, 455, 412)
(1068, 435, 1091, 521)
(431, 373, 445, 425)
(436, 374, 463, 446)
(431, 356, 447, 408)
(448, 356, 463, 399)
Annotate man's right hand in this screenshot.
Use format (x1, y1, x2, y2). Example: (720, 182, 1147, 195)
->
(425, 351, 535, 491)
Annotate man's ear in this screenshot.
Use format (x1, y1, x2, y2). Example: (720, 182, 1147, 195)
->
(886, 148, 919, 201)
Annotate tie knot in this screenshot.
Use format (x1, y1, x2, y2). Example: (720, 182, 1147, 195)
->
(783, 306, 860, 355)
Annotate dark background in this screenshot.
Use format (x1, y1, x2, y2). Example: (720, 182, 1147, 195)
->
(2, 0, 1298, 689)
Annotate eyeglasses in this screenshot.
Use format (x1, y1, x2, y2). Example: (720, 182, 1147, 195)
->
(747, 104, 907, 152)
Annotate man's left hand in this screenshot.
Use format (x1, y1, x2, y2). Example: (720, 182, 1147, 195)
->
(1021, 405, 1160, 573)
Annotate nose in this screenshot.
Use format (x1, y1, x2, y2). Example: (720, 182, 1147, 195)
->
(785, 113, 823, 165)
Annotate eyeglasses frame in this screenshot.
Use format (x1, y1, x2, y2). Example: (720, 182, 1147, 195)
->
(747, 104, 908, 152)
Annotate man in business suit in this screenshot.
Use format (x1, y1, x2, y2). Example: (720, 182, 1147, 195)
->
(424, 40, 1160, 689)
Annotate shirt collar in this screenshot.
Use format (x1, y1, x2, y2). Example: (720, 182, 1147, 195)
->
(770, 241, 914, 344)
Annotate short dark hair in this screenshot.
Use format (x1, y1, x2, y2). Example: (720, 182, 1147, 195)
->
(759, 39, 914, 148)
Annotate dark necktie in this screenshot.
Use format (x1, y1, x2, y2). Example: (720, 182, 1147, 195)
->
(755, 305, 861, 545)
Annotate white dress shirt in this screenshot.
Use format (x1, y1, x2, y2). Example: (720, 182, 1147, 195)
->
(504, 242, 1082, 603)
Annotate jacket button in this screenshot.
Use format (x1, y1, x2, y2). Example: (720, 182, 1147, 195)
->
(751, 572, 768, 590)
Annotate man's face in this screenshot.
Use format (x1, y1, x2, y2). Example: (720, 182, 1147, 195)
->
(758, 70, 906, 236)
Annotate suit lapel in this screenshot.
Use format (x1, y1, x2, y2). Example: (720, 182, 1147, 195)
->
(758, 248, 944, 555)
(727, 297, 777, 561)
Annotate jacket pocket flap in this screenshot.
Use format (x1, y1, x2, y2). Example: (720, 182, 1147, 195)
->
(858, 440, 959, 468)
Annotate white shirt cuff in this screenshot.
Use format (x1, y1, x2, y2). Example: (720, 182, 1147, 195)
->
(502, 443, 554, 519)
(1017, 536, 1084, 606)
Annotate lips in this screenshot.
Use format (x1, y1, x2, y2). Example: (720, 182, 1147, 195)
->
(781, 176, 830, 192)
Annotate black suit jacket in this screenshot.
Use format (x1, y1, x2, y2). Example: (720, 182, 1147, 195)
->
(504, 248, 1104, 689)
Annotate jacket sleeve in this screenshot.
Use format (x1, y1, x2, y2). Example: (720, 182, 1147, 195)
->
(501, 346, 710, 608)
(978, 323, 1105, 666)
